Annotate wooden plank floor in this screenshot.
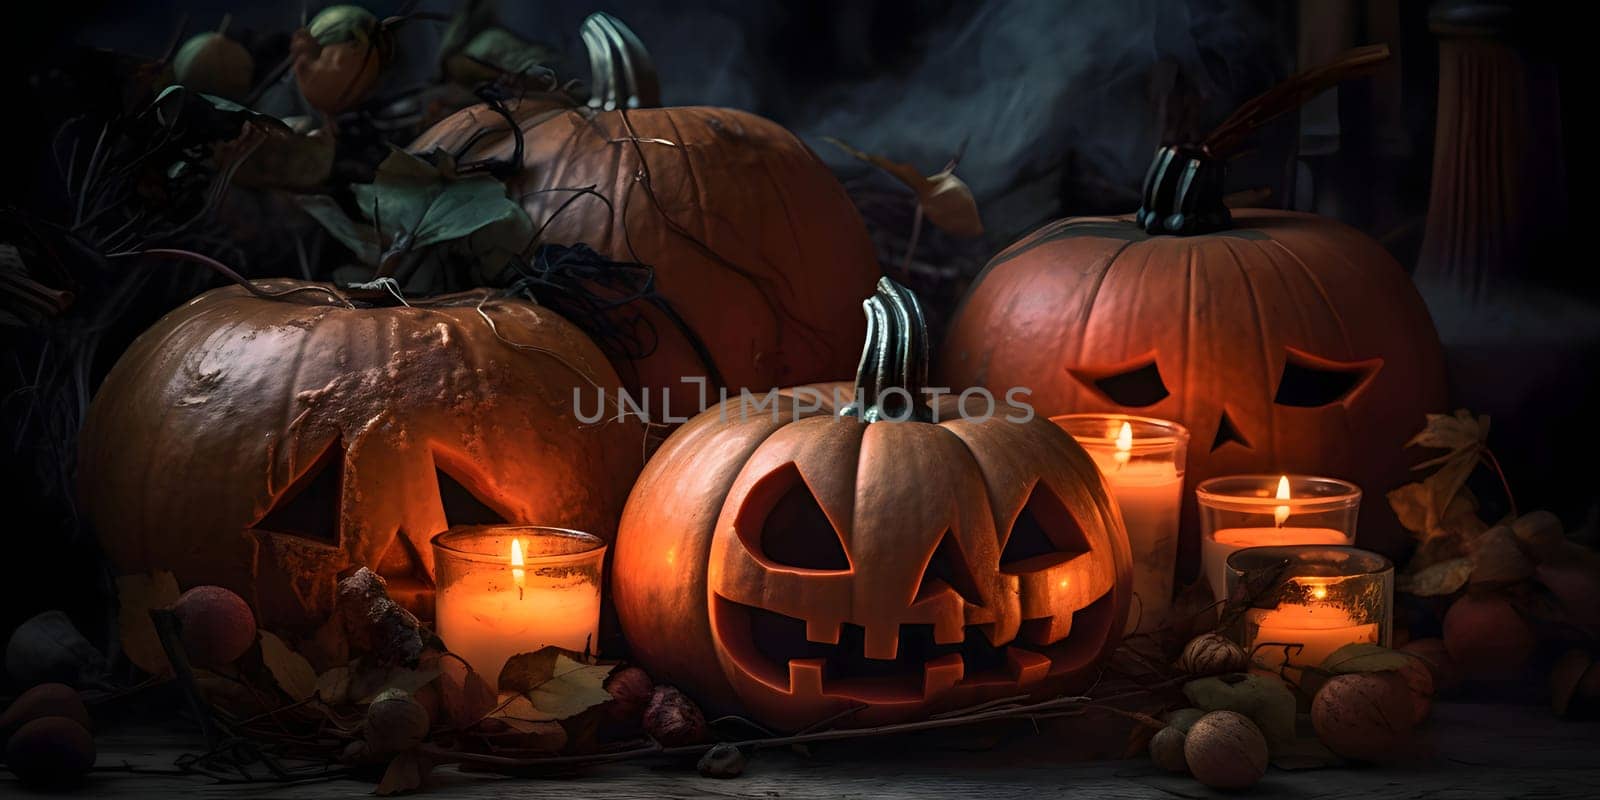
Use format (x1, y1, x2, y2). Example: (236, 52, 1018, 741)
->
(9, 702, 1599, 798)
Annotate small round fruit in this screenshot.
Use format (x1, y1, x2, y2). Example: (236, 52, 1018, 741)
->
(1177, 633, 1249, 676)
(1183, 711, 1267, 790)
(173, 32, 255, 100)
(4, 716, 95, 788)
(1164, 707, 1206, 733)
(172, 585, 257, 668)
(1443, 594, 1535, 680)
(0, 683, 90, 749)
(293, 6, 386, 115)
(603, 665, 654, 723)
(1397, 656, 1435, 724)
(365, 688, 430, 755)
(1148, 726, 1188, 773)
(1399, 637, 1460, 695)
(1312, 672, 1415, 761)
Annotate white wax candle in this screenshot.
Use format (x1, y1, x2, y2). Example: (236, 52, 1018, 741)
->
(1086, 453, 1183, 633)
(1245, 601, 1378, 679)
(436, 573, 601, 680)
(1202, 527, 1352, 604)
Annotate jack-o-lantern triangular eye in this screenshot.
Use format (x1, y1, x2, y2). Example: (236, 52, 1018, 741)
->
(255, 438, 343, 545)
(1068, 354, 1170, 408)
(1001, 482, 1091, 574)
(435, 467, 510, 526)
(1274, 348, 1382, 408)
(737, 463, 850, 572)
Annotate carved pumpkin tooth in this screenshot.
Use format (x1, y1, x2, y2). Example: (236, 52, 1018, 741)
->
(787, 658, 827, 697)
(1005, 647, 1053, 686)
(862, 625, 900, 661)
(805, 619, 841, 645)
(923, 653, 965, 696)
(933, 615, 965, 646)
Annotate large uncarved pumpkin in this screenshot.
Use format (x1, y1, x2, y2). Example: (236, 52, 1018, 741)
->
(941, 146, 1448, 574)
(79, 280, 641, 631)
(410, 100, 882, 419)
(614, 279, 1131, 731)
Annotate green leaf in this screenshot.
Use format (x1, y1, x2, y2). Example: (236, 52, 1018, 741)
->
(1320, 643, 1415, 674)
(298, 149, 532, 274)
(496, 646, 617, 722)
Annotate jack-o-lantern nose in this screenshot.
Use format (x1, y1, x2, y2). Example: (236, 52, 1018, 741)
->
(914, 532, 985, 608)
(1210, 409, 1252, 452)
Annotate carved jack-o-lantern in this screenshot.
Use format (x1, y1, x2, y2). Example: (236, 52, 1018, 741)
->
(614, 278, 1131, 731)
(80, 280, 641, 630)
(941, 146, 1449, 573)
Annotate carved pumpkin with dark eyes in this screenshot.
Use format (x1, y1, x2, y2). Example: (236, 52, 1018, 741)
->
(79, 281, 642, 631)
(614, 279, 1131, 731)
(941, 147, 1448, 574)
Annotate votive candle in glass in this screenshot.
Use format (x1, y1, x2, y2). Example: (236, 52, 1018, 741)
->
(1054, 414, 1188, 633)
(1196, 474, 1360, 604)
(1225, 545, 1393, 680)
(431, 525, 605, 680)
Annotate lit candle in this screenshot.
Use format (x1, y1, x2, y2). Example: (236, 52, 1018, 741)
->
(1225, 546, 1393, 681)
(1054, 414, 1189, 633)
(1197, 474, 1361, 605)
(432, 526, 606, 679)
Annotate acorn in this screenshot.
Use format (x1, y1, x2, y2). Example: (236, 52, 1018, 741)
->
(697, 743, 746, 778)
(603, 665, 654, 723)
(1, 683, 90, 751)
(1443, 593, 1535, 680)
(1177, 633, 1249, 676)
(4, 716, 95, 788)
(172, 585, 257, 668)
(1311, 672, 1415, 762)
(1183, 711, 1267, 790)
(173, 31, 254, 101)
(643, 686, 706, 746)
(365, 688, 430, 755)
(1148, 726, 1189, 773)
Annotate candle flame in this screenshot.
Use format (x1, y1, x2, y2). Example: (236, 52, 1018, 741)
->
(1113, 422, 1133, 468)
(1273, 475, 1291, 527)
(510, 537, 526, 591)
(1310, 583, 1329, 601)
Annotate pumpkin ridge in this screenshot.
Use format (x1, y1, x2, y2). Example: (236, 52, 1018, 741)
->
(1228, 236, 1279, 461)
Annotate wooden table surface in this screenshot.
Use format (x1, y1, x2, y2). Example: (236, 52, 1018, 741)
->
(7, 701, 1599, 798)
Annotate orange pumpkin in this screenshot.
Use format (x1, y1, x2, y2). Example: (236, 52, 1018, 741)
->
(410, 99, 881, 419)
(614, 278, 1131, 731)
(941, 145, 1448, 573)
(79, 279, 641, 630)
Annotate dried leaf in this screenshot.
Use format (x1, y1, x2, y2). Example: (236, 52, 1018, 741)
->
(1408, 409, 1489, 454)
(484, 697, 572, 748)
(1387, 482, 1432, 538)
(1320, 643, 1415, 674)
(1468, 525, 1535, 585)
(1183, 673, 1296, 749)
(260, 631, 319, 702)
(824, 137, 984, 237)
(1551, 649, 1593, 717)
(436, 655, 498, 729)
(497, 647, 616, 721)
(1399, 557, 1472, 597)
(351, 663, 442, 704)
(318, 666, 352, 704)
(116, 571, 180, 676)
(375, 750, 432, 796)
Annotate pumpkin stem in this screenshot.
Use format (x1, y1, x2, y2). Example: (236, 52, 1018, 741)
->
(844, 277, 930, 423)
(581, 12, 660, 111)
(1138, 44, 1393, 237)
(1135, 145, 1231, 236)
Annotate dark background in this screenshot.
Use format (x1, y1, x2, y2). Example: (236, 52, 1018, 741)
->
(1, 1, 1591, 669)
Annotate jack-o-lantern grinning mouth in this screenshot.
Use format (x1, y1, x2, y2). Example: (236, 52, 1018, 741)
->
(711, 593, 1116, 703)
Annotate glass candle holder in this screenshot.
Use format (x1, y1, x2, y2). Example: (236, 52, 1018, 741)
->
(1053, 414, 1189, 633)
(1196, 474, 1361, 604)
(1225, 545, 1393, 680)
(432, 525, 606, 680)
